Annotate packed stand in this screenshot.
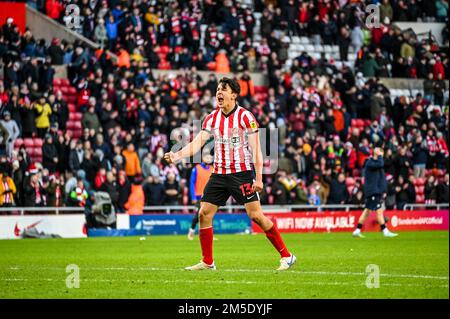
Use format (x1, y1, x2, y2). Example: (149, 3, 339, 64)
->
(36, 0, 449, 80)
(0, 2, 449, 213)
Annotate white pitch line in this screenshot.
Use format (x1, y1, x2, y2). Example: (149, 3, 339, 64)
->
(4, 266, 449, 281)
(1, 277, 448, 288)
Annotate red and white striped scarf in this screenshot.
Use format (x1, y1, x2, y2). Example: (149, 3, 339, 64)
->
(2, 181, 12, 204)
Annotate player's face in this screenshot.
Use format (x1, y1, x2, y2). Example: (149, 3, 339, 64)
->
(216, 83, 236, 110)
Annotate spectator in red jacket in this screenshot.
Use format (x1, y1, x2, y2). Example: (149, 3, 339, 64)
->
(344, 142, 357, 171)
(94, 168, 106, 190)
(432, 56, 445, 80)
(46, 0, 64, 20)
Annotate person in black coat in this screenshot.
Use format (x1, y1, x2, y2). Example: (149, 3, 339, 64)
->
(99, 171, 119, 210)
(395, 175, 416, 210)
(116, 170, 131, 212)
(353, 148, 398, 238)
(68, 140, 84, 173)
(23, 174, 41, 207)
(42, 135, 59, 173)
(19, 98, 37, 138)
(143, 175, 165, 206)
(328, 173, 349, 204)
(437, 174, 449, 204)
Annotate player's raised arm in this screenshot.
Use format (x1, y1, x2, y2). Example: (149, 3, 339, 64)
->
(164, 130, 210, 164)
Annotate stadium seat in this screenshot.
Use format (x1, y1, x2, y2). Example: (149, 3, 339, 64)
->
(33, 138, 43, 148)
(323, 45, 332, 53)
(67, 96, 77, 104)
(33, 147, 42, 157)
(68, 103, 77, 113)
(299, 37, 310, 44)
(71, 130, 82, 139)
(14, 138, 24, 147)
(26, 148, 35, 156)
(61, 78, 71, 87)
(24, 138, 34, 148)
(60, 86, 69, 94)
(305, 44, 314, 52)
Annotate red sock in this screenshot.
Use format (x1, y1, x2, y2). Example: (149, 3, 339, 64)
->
(265, 224, 291, 258)
(199, 226, 214, 265)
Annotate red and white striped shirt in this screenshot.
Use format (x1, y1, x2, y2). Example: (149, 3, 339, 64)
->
(202, 105, 259, 174)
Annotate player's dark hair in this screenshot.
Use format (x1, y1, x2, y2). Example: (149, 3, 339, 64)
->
(218, 77, 240, 95)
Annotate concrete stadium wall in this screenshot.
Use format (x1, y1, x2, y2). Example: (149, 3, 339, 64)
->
(377, 77, 448, 90)
(25, 5, 99, 50)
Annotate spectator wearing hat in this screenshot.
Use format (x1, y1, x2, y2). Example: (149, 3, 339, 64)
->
(0, 111, 19, 157)
(48, 38, 64, 65)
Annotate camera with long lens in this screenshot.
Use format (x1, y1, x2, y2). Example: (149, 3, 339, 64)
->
(85, 192, 117, 229)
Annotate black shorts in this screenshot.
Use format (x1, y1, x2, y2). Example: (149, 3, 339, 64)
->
(364, 194, 384, 211)
(201, 171, 260, 206)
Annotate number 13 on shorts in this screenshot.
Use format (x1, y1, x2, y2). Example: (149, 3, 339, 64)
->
(240, 183, 254, 196)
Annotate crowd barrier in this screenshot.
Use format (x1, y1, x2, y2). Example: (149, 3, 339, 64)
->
(0, 205, 448, 239)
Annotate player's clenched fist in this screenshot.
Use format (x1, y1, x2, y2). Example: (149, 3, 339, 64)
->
(252, 180, 263, 192)
(164, 151, 178, 164)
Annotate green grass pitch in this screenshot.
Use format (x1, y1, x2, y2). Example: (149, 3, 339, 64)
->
(0, 231, 448, 299)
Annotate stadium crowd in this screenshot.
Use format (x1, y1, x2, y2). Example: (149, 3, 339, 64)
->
(35, 0, 449, 79)
(0, 0, 448, 213)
